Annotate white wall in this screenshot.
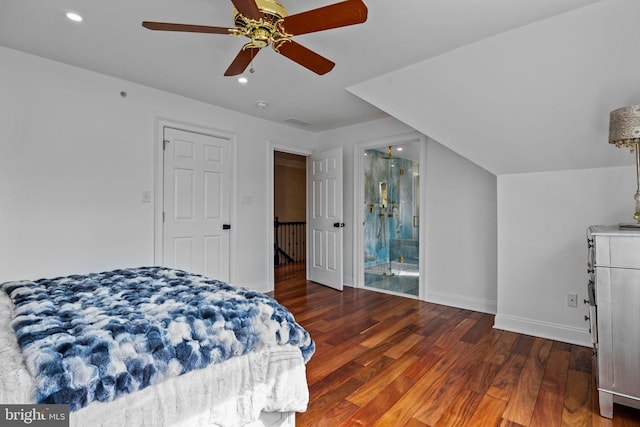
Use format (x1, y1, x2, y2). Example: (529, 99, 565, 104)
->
(317, 119, 498, 312)
(425, 140, 497, 313)
(0, 46, 315, 291)
(496, 165, 635, 346)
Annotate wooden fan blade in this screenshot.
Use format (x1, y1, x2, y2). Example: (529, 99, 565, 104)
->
(230, 0, 262, 21)
(142, 21, 234, 34)
(280, 0, 367, 36)
(224, 47, 261, 76)
(276, 41, 335, 75)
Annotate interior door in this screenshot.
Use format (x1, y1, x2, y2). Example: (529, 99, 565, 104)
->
(163, 127, 232, 281)
(308, 147, 344, 290)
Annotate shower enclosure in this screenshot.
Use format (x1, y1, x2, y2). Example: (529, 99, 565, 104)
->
(363, 145, 420, 296)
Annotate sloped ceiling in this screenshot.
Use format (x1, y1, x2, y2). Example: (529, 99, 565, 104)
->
(0, 0, 601, 133)
(348, 0, 640, 175)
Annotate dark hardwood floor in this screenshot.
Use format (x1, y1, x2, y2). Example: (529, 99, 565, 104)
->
(270, 263, 640, 426)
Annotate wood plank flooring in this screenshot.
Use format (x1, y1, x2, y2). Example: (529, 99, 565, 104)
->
(270, 264, 640, 426)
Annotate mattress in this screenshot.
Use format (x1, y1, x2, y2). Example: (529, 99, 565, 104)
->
(0, 267, 312, 426)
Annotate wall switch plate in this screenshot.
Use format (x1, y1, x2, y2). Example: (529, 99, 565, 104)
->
(567, 293, 578, 307)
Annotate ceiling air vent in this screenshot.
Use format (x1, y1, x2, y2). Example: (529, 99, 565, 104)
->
(284, 117, 313, 127)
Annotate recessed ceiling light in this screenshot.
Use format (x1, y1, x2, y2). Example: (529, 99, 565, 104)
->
(237, 77, 248, 84)
(66, 12, 83, 22)
(256, 100, 268, 109)
(397, 147, 403, 151)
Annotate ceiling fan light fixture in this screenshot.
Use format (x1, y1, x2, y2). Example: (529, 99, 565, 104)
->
(247, 27, 272, 48)
(233, 0, 288, 49)
(237, 76, 249, 84)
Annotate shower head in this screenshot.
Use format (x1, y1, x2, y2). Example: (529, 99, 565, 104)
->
(381, 146, 393, 159)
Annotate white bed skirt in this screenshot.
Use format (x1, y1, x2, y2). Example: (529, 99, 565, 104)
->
(0, 292, 307, 427)
(251, 411, 295, 427)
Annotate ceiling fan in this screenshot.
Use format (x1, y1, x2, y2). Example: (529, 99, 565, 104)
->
(142, 0, 368, 76)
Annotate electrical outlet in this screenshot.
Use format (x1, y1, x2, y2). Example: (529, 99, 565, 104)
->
(567, 293, 578, 307)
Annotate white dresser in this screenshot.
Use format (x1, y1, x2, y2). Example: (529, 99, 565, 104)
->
(587, 225, 640, 418)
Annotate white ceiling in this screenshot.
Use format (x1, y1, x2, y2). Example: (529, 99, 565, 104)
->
(0, 0, 602, 136)
(349, 0, 640, 175)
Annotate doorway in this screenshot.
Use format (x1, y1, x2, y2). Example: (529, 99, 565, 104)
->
(273, 150, 307, 284)
(268, 144, 345, 292)
(363, 144, 420, 296)
(354, 133, 427, 300)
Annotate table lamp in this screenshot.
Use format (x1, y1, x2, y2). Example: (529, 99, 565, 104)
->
(609, 105, 640, 228)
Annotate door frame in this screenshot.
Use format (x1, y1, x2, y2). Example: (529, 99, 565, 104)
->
(266, 141, 312, 292)
(353, 132, 428, 300)
(154, 117, 238, 279)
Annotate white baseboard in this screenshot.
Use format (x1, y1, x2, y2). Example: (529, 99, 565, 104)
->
(426, 290, 497, 314)
(494, 313, 591, 347)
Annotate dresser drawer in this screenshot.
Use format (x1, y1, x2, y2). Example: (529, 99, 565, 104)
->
(595, 234, 640, 268)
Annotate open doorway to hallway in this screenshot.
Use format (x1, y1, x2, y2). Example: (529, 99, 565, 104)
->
(273, 151, 307, 285)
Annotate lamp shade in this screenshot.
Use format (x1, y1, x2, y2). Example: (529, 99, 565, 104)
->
(609, 105, 640, 147)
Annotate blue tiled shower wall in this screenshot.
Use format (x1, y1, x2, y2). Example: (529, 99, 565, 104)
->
(390, 239, 419, 265)
(364, 149, 419, 271)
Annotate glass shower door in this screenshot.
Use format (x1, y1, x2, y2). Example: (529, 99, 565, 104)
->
(363, 144, 420, 296)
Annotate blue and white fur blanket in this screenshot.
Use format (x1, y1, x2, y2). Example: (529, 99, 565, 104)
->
(1, 267, 315, 411)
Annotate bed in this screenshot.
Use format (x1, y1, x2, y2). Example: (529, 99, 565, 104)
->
(0, 266, 314, 426)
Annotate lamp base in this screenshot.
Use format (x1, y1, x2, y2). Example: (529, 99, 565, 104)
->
(618, 223, 640, 229)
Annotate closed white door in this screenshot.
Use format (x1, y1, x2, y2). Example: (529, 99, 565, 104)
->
(163, 127, 232, 281)
(308, 147, 343, 290)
